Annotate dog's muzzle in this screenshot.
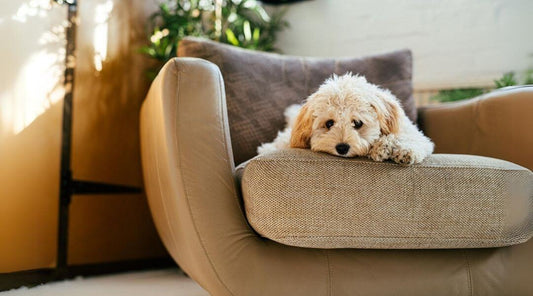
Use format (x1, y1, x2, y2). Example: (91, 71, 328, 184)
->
(335, 143, 350, 155)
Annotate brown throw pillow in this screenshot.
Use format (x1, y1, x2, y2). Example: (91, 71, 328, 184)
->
(178, 37, 416, 165)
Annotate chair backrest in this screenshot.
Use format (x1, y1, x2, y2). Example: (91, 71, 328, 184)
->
(178, 37, 416, 165)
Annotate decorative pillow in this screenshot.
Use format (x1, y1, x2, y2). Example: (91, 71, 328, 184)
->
(178, 37, 416, 165)
(238, 149, 533, 249)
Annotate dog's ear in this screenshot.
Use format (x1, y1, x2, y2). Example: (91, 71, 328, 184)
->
(373, 91, 402, 135)
(290, 103, 313, 148)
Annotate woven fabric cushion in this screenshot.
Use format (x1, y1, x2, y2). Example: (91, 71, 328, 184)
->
(178, 37, 416, 165)
(238, 149, 533, 249)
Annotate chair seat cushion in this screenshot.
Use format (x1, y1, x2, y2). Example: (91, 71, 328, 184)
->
(238, 149, 533, 249)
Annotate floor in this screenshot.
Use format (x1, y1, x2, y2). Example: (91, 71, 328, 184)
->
(1, 269, 209, 296)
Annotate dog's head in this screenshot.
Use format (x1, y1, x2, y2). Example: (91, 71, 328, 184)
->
(290, 73, 403, 157)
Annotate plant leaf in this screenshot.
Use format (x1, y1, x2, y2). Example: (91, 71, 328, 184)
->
(225, 28, 240, 46)
(252, 27, 260, 41)
(243, 20, 252, 41)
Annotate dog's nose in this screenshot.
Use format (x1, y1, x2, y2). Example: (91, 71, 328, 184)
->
(335, 143, 350, 155)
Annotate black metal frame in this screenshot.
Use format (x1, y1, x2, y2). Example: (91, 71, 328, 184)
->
(55, 0, 145, 277)
(56, 0, 78, 276)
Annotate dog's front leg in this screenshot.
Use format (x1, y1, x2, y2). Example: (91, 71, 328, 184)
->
(368, 134, 398, 162)
(389, 131, 434, 165)
(369, 132, 433, 165)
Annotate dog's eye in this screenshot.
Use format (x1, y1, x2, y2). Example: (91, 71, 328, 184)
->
(352, 120, 364, 129)
(325, 119, 335, 129)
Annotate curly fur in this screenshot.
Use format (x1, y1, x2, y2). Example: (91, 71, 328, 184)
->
(257, 73, 434, 164)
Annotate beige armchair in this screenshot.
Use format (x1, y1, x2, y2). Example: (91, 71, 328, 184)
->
(140, 56, 532, 296)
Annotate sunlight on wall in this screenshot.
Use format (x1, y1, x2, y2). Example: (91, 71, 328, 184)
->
(0, 0, 65, 136)
(12, 0, 51, 23)
(93, 0, 114, 72)
(0, 0, 116, 135)
(0, 50, 64, 135)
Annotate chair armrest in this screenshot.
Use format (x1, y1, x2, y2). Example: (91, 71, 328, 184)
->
(418, 86, 533, 170)
(140, 58, 248, 295)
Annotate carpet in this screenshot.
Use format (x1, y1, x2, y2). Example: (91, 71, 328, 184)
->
(1, 269, 209, 296)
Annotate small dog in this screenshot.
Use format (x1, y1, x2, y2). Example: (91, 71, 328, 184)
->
(258, 73, 434, 164)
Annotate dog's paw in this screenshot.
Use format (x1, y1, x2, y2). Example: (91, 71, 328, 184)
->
(391, 148, 415, 165)
(369, 145, 392, 162)
(369, 136, 396, 162)
(391, 148, 427, 165)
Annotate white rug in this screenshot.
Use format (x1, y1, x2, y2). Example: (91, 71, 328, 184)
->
(2, 269, 209, 296)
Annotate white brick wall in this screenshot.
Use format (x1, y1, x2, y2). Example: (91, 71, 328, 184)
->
(274, 0, 533, 91)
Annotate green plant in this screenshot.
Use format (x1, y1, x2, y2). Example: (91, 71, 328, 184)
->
(431, 69, 533, 103)
(140, 0, 288, 78)
(220, 0, 287, 51)
(430, 88, 486, 103)
(523, 69, 533, 85)
(494, 72, 518, 88)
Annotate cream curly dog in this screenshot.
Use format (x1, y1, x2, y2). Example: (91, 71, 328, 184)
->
(258, 73, 434, 164)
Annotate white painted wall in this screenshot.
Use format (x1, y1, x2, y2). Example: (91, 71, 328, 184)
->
(275, 0, 533, 90)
